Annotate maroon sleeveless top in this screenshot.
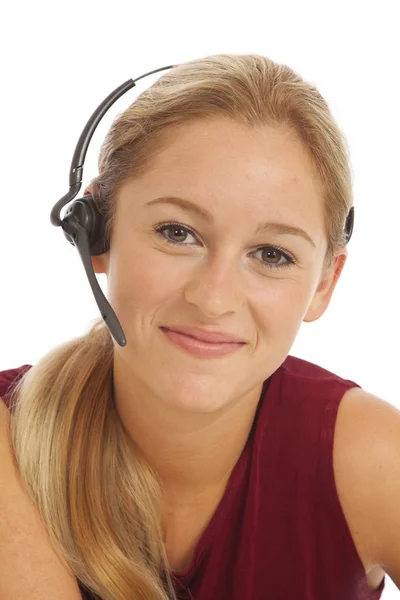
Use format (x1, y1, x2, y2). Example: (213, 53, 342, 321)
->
(0, 356, 385, 599)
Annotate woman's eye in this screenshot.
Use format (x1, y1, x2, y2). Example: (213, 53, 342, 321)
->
(153, 223, 296, 270)
(156, 224, 194, 244)
(252, 247, 295, 269)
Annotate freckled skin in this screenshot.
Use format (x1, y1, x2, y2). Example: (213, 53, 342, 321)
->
(90, 118, 347, 495)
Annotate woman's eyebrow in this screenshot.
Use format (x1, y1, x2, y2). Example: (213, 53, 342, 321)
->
(145, 196, 316, 248)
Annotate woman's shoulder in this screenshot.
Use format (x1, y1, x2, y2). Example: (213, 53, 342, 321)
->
(333, 385, 399, 587)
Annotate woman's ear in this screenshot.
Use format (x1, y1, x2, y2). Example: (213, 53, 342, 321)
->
(303, 251, 347, 323)
(91, 254, 108, 275)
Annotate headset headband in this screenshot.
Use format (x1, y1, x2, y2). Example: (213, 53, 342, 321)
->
(50, 63, 355, 347)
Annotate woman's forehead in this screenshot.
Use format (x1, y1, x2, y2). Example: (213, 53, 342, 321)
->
(118, 119, 323, 229)
(145, 118, 315, 173)
(121, 122, 317, 200)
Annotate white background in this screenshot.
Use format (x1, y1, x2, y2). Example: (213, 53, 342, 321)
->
(1, 0, 399, 596)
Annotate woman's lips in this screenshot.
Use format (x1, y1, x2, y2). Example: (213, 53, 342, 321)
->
(161, 328, 245, 358)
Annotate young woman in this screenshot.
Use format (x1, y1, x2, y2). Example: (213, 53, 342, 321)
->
(1, 53, 398, 600)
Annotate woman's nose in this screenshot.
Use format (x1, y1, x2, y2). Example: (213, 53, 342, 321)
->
(183, 259, 245, 318)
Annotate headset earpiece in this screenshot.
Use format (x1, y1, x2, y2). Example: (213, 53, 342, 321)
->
(344, 206, 354, 245)
(62, 194, 109, 256)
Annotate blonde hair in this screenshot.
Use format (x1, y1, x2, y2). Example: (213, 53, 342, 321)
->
(9, 53, 353, 600)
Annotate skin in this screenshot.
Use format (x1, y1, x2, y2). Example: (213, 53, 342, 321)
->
(90, 117, 347, 510)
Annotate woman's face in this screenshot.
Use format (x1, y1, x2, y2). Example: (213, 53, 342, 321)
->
(92, 118, 347, 413)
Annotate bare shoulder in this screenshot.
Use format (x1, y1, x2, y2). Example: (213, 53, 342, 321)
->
(0, 395, 12, 445)
(0, 395, 9, 414)
(333, 385, 400, 588)
(0, 398, 84, 599)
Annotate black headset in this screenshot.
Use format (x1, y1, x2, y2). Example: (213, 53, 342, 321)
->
(50, 64, 355, 348)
